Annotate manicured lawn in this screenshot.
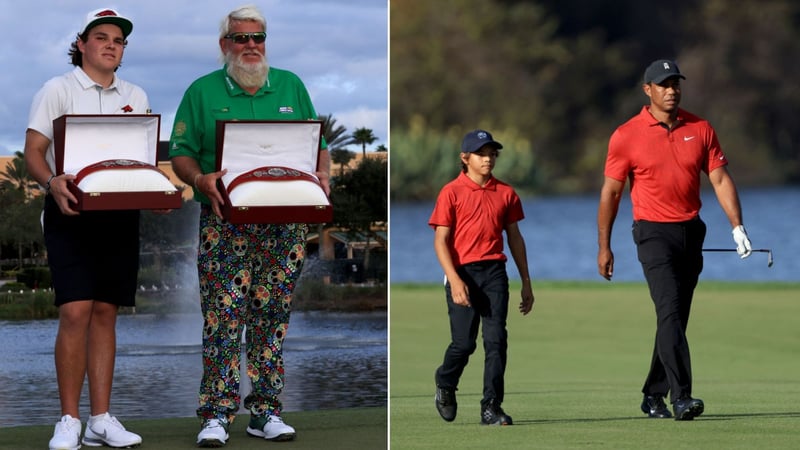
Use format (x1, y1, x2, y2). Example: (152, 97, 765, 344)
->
(390, 281, 800, 449)
(2, 407, 386, 449)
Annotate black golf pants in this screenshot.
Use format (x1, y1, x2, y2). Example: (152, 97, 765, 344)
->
(633, 218, 706, 403)
(435, 260, 509, 408)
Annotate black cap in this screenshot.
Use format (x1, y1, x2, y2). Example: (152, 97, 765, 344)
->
(644, 59, 686, 84)
(461, 129, 503, 153)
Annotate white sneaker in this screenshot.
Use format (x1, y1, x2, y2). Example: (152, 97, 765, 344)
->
(49, 415, 82, 450)
(81, 413, 142, 448)
(246, 414, 296, 441)
(197, 418, 230, 447)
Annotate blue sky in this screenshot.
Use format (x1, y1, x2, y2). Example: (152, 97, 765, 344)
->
(0, 0, 387, 156)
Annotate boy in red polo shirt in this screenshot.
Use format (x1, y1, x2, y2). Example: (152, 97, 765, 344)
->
(597, 59, 753, 421)
(429, 129, 535, 425)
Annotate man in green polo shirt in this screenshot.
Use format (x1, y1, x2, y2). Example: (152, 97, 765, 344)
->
(169, 5, 330, 448)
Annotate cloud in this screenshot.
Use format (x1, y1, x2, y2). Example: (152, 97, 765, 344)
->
(337, 107, 388, 147)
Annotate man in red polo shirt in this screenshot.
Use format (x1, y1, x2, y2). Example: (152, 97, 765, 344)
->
(597, 59, 753, 421)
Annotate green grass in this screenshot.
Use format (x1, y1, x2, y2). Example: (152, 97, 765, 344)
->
(2, 407, 386, 449)
(390, 281, 800, 449)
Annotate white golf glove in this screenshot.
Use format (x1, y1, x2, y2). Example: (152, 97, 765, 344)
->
(732, 225, 752, 259)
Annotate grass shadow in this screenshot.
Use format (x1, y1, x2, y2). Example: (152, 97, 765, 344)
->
(514, 411, 800, 425)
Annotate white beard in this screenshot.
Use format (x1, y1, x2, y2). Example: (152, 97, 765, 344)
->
(225, 51, 269, 89)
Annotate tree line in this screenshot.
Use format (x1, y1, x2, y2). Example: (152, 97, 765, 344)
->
(390, 0, 800, 201)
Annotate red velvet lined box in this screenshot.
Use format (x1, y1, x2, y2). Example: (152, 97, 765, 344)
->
(214, 120, 332, 224)
(53, 114, 181, 210)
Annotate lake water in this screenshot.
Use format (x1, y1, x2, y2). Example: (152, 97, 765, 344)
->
(0, 311, 386, 427)
(390, 187, 799, 283)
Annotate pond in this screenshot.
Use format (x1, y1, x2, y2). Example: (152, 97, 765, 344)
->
(0, 310, 387, 427)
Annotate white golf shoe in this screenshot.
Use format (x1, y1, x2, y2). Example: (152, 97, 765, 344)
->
(197, 418, 230, 447)
(82, 413, 141, 448)
(49, 414, 82, 450)
(246, 414, 296, 441)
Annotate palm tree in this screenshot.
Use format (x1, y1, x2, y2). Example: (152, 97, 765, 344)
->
(319, 114, 351, 151)
(349, 127, 377, 158)
(317, 114, 353, 264)
(0, 151, 38, 199)
(331, 148, 355, 175)
(375, 144, 388, 152)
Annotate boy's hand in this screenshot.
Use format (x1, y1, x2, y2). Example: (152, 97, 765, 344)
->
(449, 277, 471, 307)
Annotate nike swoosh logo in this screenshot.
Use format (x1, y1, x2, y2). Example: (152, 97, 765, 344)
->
(684, 136, 695, 141)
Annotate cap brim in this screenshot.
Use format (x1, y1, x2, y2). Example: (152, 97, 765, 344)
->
(465, 141, 503, 153)
(650, 73, 686, 84)
(85, 18, 133, 38)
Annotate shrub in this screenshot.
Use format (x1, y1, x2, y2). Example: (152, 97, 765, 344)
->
(2, 281, 29, 292)
(17, 267, 52, 289)
(293, 279, 386, 311)
(0, 290, 57, 320)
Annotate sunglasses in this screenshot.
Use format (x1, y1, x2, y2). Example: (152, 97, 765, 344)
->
(224, 32, 267, 44)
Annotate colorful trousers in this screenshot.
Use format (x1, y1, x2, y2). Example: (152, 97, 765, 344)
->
(196, 206, 307, 422)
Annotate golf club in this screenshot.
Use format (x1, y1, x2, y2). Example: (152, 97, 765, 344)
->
(702, 248, 774, 268)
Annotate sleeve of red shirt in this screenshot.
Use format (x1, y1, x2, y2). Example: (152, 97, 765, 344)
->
(505, 190, 525, 225)
(704, 126, 728, 174)
(429, 184, 455, 229)
(604, 128, 631, 182)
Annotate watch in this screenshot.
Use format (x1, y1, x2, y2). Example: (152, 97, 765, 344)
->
(45, 174, 56, 192)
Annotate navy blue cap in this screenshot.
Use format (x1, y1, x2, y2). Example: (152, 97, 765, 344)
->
(461, 129, 503, 153)
(644, 59, 686, 84)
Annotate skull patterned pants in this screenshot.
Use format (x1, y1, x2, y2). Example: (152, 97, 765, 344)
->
(195, 205, 307, 422)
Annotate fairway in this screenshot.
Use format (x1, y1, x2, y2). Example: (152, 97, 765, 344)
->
(390, 281, 800, 449)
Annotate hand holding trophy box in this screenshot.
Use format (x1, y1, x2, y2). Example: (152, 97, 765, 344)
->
(215, 120, 332, 224)
(53, 114, 182, 210)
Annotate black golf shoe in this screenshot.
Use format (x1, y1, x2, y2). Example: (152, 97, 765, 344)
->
(641, 395, 672, 418)
(480, 399, 513, 426)
(435, 386, 457, 422)
(673, 396, 704, 421)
